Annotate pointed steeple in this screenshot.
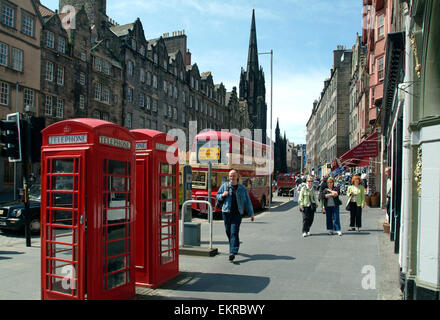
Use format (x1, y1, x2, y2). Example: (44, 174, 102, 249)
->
(239, 9, 267, 144)
(275, 118, 280, 135)
(246, 9, 259, 77)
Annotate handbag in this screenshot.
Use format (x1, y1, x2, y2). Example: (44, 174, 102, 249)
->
(335, 197, 342, 206)
(345, 201, 353, 211)
(309, 192, 317, 212)
(215, 198, 224, 210)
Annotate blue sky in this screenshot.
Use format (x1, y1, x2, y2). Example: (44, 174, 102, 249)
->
(42, 0, 362, 145)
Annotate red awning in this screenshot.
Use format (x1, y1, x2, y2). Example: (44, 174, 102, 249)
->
(331, 158, 339, 171)
(339, 131, 379, 168)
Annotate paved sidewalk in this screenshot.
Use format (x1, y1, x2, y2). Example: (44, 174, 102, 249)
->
(0, 195, 402, 300)
(138, 196, 402, 300)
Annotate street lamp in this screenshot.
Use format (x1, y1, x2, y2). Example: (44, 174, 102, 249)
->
(259, 50, 273, 210)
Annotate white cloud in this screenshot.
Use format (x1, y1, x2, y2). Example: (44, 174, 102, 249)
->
(268, 68, 328, 144)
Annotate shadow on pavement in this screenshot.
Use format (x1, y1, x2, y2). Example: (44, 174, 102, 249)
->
(200, 240, 230, 245)
(269, 200, 297, 212)
(159, 272, 270, 294)
(0, 250, 25, 260)
(0, 229, 40, 238)
(233, 253, 295, 265)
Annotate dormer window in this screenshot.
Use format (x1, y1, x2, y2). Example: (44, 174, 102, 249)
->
(58, 37, 66, 54)
(127, 60, 133, 76)
(46, 31, 55, 48)
(95, 57, 102, 72)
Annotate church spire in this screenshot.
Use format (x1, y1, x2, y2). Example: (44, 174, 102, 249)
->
(246, 9, 259, 76)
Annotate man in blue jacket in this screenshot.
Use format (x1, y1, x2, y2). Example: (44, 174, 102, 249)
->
(216, 169, 254, 262)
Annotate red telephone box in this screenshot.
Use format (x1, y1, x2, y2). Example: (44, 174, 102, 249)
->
(40, 119, 136, 300)
(130, 129, 179, 288)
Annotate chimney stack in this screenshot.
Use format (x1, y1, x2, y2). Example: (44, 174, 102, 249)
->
(185, 49, 191, 66)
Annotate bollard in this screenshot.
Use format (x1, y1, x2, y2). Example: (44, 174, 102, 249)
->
(181, 200, 213, 250)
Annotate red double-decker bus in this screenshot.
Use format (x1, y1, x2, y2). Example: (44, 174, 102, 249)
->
(189, 130, 272, 216)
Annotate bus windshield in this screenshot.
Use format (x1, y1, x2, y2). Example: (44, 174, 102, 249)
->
(192, 171, 207, 188)
(191, 171, 229, 189)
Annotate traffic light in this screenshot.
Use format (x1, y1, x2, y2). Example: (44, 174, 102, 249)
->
(29, 116, 45, 163)
(0, 112, 22, 162)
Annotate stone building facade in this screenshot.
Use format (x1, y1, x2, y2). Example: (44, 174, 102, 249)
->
(0, 0, 42, 119)
(306, 47, 352, 176)
(226, 86, 251, 131)
(0, 0, 43, 192)
(0, 0, 251, 191)
(56, 0, 236, 145)
(306, 100, 319, 174)
(39, 8, 74, 125)
(349, 34, 369, 149)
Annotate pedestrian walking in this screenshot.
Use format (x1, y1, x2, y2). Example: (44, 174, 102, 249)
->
(318, 176, 328, 214)
(299, 175, 318, 237)
(361, 172, 368, 189)
(216, 169, 254, 262)
(346, 175, 366, 231)
(322, 177, 342, 236)
(385, 166, 392, 223)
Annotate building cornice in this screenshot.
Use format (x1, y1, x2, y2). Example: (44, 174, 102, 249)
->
(409, 115, 440, 132)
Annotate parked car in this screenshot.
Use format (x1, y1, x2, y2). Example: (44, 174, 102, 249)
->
(276, 173, 296, 196)
(0, 184, 41, 233)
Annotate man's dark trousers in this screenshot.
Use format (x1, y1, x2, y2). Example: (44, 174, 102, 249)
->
(222, 211, 242, 254)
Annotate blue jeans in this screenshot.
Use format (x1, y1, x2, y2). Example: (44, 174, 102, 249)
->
(325, 206, 341, 231)
(222, 212, 242, 254)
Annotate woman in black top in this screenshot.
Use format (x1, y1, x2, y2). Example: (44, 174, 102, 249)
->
(322, 177, 342, 236)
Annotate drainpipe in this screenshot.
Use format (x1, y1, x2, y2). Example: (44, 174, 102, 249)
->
(380, 134, 384, 211)
(400, 3, 412, 277)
